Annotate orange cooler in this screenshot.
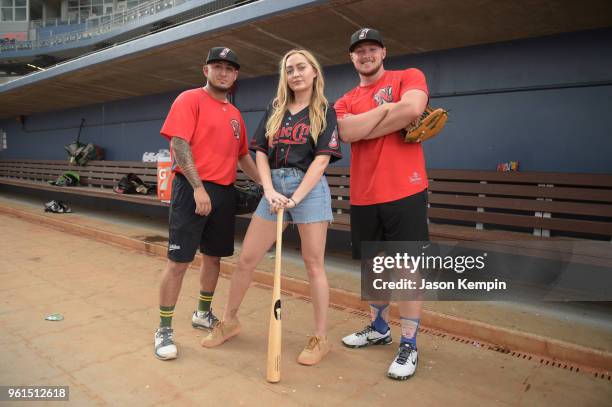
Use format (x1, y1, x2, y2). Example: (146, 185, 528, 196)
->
(157, 157, 174, 202)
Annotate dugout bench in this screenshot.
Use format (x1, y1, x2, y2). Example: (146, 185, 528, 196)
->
(1, 159, 611, 247)
(0, 159, 164, 207)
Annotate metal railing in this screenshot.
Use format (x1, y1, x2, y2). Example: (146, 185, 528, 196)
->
(88, 0, 191, 30)
(0, 0, 228, 53)
(31, 16, 89, 29)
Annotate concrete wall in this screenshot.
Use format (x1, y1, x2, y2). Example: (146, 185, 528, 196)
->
(0, 91, 177, 161)
(1, 28, 611, 173)
(0, 22, 29, 32)
(236, 28, 612, 173)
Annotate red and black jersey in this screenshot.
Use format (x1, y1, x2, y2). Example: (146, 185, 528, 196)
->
(250, 103, 342, 172)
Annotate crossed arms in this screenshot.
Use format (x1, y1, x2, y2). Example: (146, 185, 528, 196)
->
(337, 89, 428, 143)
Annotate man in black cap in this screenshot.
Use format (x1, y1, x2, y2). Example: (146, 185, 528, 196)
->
(154, 47, 260, 360)
(335, 28, 430, 380)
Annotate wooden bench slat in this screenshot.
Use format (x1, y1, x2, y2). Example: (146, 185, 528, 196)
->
(428, 208, 612, 236)
(0, 178, 167, 206)
(429, 169, 612, 188)
(329, 187, 350, 197)
(0, 161, 155, 172)
(1, 168, 65, 177)
(332, 200, 350, 210)
(324, 167, 351, 176)
(428, 194, 612, 218)
(0, 172, 157, 188)
(326, 175, 350, 187)
(429, 181, 612, 203)
(0, 160, 157, 170)
(0, 164, 155, 176)
(0, 170, 57, 180)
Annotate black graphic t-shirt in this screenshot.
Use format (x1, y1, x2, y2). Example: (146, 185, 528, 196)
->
(250, 103, 342, 172)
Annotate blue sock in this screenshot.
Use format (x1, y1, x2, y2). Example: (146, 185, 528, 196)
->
(400, 317, 419, 347)
(370, 304, 389, 334)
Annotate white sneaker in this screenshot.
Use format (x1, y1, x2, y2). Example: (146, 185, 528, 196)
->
(192, 309, 219, 330)
(154, 327, 177, 360)
(341, 324, 392, 348)
(387, 343, 418, 380)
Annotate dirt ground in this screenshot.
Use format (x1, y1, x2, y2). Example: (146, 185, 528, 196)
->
(1, 213, 611, 406)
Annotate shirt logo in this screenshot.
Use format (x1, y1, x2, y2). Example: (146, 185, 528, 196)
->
(230, 119, 240, 140)
(409, 171, 422, 184)
(220, 48, 231, 58)
(374, 86, 393, 106)
(328, 127, 339, 149)
(271, 122, 310, 146)
(359, 29, 370, 39)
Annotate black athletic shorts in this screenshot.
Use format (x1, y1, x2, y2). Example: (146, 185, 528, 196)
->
(167, 173, 236, 263)
(350, 189, 430, 260)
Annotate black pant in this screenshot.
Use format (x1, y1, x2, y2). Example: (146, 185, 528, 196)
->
(350, 189, 430, 260)
(167, 173, 236, 263)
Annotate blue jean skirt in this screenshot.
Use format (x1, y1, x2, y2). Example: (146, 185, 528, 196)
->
(254, 167, 333, 224)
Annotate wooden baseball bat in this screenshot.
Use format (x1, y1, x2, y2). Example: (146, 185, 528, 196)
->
(266, 208, 284, 383)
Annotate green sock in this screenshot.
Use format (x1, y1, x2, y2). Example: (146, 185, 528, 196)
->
(159, 305, 175, 328)
(198, 291, 214, 312)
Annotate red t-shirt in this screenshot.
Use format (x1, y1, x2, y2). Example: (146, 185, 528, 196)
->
(160, 88, 248, 185)
(335, 69, 429, 205)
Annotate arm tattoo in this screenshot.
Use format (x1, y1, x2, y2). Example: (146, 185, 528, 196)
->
(171, 137, 202, 189)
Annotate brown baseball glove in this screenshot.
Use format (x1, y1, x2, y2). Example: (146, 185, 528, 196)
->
(402, 105, 448, 143)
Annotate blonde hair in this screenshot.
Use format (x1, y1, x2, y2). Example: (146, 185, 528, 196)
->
(265, 49, 328, 143)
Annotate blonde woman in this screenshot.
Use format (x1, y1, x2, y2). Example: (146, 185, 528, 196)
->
(201, 49, 342, 365)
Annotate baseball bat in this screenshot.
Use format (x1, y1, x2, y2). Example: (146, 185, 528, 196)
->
(266, 208, 284, 383)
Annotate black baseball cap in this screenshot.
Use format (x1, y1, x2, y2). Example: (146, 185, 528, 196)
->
(206, 47, 240, 69)
(349, 28, 384, 52)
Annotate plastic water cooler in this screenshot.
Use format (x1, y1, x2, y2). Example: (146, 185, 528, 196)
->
(156, 150, 174, 202)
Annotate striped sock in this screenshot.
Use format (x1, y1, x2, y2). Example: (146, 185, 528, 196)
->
(198, 291, 214, 312)
(400, 317, 420, 347)
(159, 305, 175, 328)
